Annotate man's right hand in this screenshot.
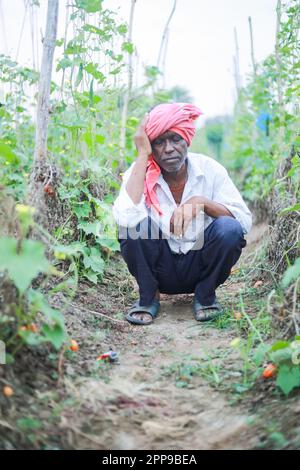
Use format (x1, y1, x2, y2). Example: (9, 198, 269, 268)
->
(134, 114, 152, 158)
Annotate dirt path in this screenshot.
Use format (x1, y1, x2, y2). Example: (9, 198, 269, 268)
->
(55, 223, 270, 450)
(3, 222, 300, 449)
(7, 223, 293, 450)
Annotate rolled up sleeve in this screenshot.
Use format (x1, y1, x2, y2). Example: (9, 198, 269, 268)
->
(212, 167, 252, 234)
(112, 165, 148, 228)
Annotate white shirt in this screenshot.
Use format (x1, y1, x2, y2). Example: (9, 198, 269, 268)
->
(113, 152, 252, 254)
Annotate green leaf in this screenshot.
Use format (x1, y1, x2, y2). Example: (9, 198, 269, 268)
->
(145, 65, 161, 79)
(78, 221, 102, 236)
(18, 330, 44, 346)
(252, 343, 271, 365)
(276, 364, 300, 395)
(95, 134, 105, 144)
(41, 324, 65, 350)
(280, 203, 300, 214)
(54, 242, 86, 258)
(20, 289, 67, 349)
(56, 57, 72, 71)
(121, 41, 134, 54)
(110, 66, 123, 75)
(82, 24, 110, 39)
(98, 237, 119, 252)
(84, 63, 105, 83)
(40, 303, 65, 329)
(83, 247, 105, 274)
(65, 44, 87, 55)
(117, 24, 127, 35)
(270, 348, 293, 364)
(270, 341, 290, 351)
(75, 0, 102, 13)
(0, 238, 50, 293)
(83, 269, 98, 284)
(268, 432, 288, 448)
(73, 202, 91, 219)
(282, 258, 300, 288)
(17, 418, 42, 431)
(82, 130, 93, 148)
(0, 141, 20, 164)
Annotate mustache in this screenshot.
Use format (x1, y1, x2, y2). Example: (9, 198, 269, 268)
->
(162, 155, 182, 161)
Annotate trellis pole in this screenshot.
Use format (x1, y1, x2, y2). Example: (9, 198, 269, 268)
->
(33, 0, 59, 167)
(120, 0, 137, 157)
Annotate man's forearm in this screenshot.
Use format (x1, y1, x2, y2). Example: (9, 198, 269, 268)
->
(125, 153, 148, 204)
(202, 197, 234, 218)
(186, 196, 234, 219)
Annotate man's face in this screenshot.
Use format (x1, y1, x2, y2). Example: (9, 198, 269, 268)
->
(151, 131, 188, 173)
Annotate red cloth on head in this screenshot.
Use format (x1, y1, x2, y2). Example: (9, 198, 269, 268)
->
(143, 103, 203, 215)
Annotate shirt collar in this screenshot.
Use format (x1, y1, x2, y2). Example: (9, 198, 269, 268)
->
(187, 152, 204, 178)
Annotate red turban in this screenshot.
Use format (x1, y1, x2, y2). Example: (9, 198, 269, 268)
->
(143, 103, 202, 215)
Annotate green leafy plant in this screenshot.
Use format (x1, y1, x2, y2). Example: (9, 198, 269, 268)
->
(0, 204, 67, 353)
(261, 338, 300, 396)
(282, 257, 300, 288)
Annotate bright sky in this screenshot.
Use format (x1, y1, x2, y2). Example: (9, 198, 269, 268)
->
(0, 0, 278, 118)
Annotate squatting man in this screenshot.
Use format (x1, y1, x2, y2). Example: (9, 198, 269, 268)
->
(113, 103, 252, 325)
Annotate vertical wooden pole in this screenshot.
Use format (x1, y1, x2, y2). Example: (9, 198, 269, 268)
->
(275, 0, 283, 110)
(120, 0, 137, 155)
(157, 0, 177, 70)
(248, 17, 257, 76)
(233, 27, 241, 94)
(33, 0, 59, 166)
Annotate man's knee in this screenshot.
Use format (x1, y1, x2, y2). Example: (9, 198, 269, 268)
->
(211, 216, 245, 247)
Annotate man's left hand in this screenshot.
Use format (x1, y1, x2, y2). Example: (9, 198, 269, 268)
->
(170, 196, 205, 237)
(170, 196, 234, 237)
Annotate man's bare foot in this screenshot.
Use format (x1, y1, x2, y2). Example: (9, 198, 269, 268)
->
(130, 290, 160, 324)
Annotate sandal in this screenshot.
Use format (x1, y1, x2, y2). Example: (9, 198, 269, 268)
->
(125, 299, 160, 325)
(193, 296, 223, 322)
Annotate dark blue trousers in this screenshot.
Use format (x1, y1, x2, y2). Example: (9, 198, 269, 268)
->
(118, 216, 246, 306)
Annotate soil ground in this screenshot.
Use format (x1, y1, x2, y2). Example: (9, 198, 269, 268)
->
(1, 222, 300, 450)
